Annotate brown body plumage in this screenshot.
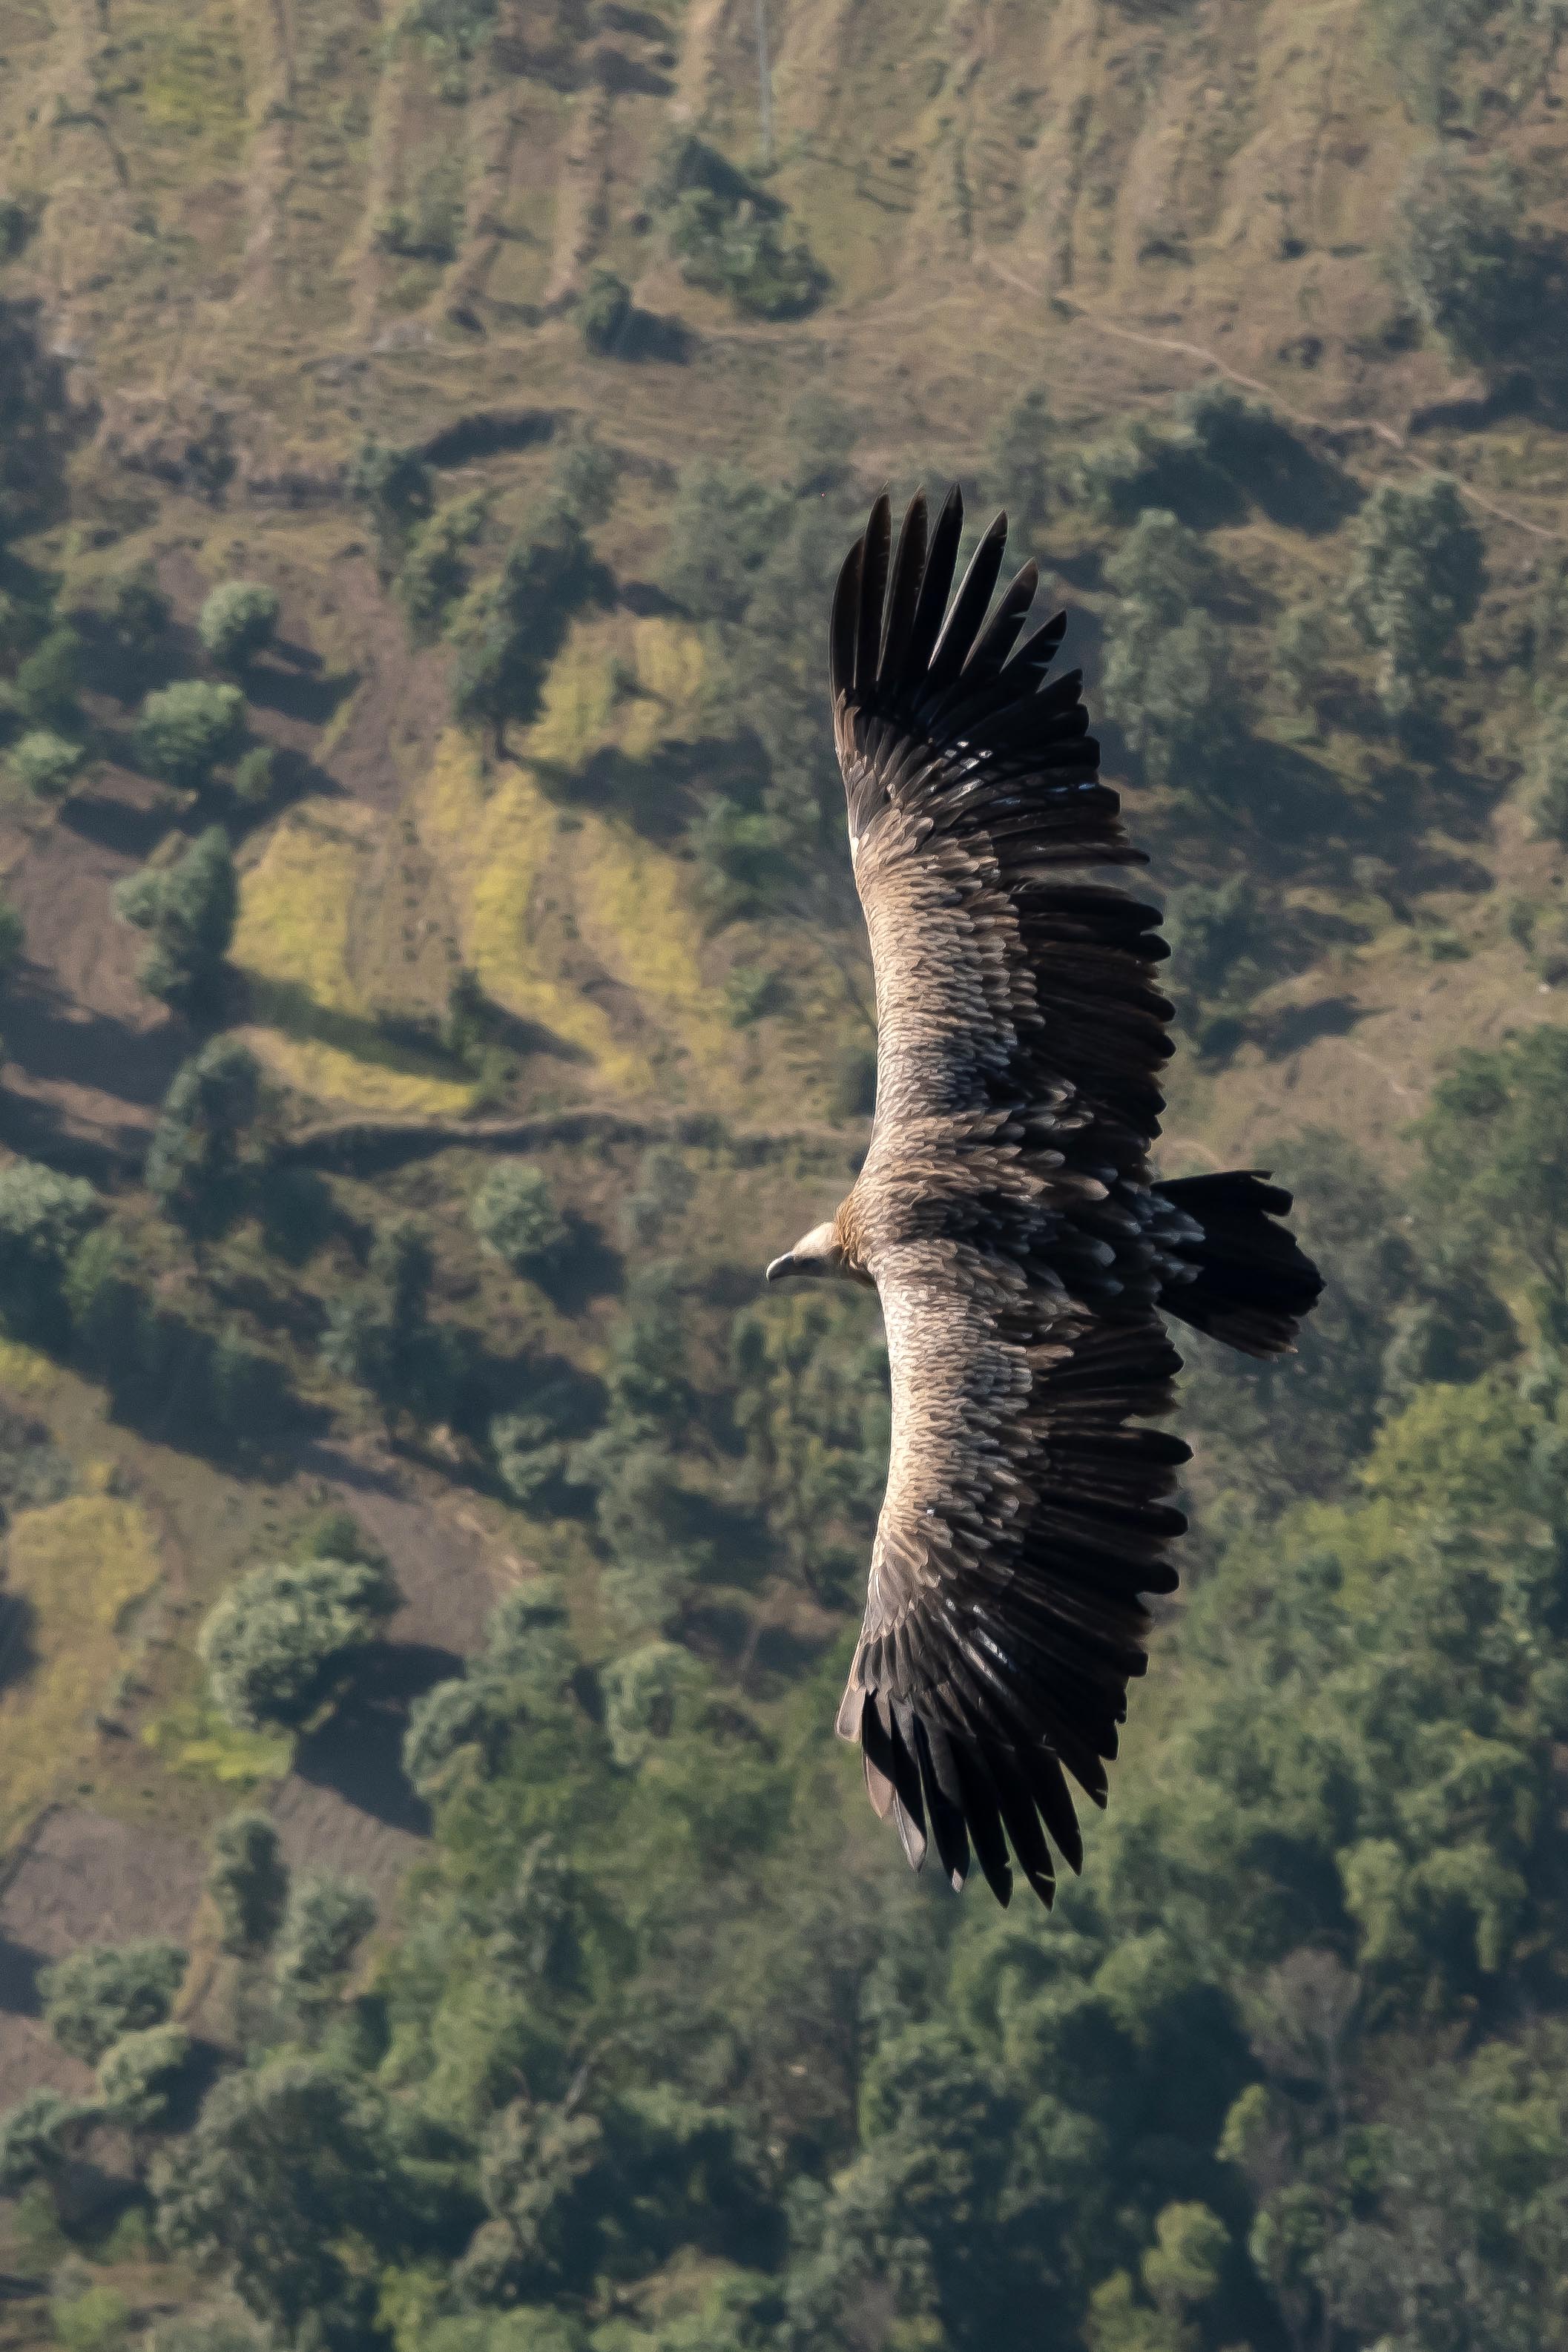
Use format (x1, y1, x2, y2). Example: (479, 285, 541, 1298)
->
(765, 487, 1324, 1908)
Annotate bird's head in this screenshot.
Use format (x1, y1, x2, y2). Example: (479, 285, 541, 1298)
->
(766, 1220, 848, 1285)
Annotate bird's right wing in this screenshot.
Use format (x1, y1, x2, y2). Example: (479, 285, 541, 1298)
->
(837, 1237, 1187, 1908)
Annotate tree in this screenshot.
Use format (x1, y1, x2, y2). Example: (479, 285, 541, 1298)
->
(98, 2023, 191, 2133)
(660, 463, 793, 625)
(1390, 154, 1561, 375)
(397, 493, 487, 637)
(1532, 698, 1568, 843)
(11, 625, 82, 730)
(470, 1164, 567, 1274)
(199, 1552, 396, 1733)
(1343, 476, 1483, 720)
(39, 1940, 187, 2064)
(198, 582, 280, 672)
(346, 436, 433, 577)
(320, 1218, 466, 1434)
(114, 826, 237, 1008)
(146, 1038, 263, 1236)
(452, 499, 607, 753)
(274, 1877, 376, 2014)
(155, 2058, 400, 2348)
(0, 2088, 94, 2195)
(653, 136, 827, 320)
(1101, 515, 1237, 802)
(1415, 1024, 1568, 1337)
(134, 679, 247, 790)
(8, 726, 85, 797)
(207, 1811, 289, 1954)
(0, 1160, 100, 1343)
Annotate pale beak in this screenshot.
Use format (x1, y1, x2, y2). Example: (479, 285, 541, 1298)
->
(765, 1253, 794, 1282)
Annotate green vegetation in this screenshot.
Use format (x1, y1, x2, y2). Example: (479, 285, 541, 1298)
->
(206, 1811, 289, 1954)
(9, 726, 85, 798)
(115, 828, 238, 1009)
(146, 1040, 264, 1237)
(1344, 475, 1484, 719)
(452, 500, 608, 754)
(134, 681, 248, 791)
(197, 582, 281, 673)
(469, 1165, 567, 1275)
(579, 270, 633, 358)
(650, 137, 827, 321)
(273, 1877, 376, 2014)
(199, 1549, 395, 1733)
(39, 1941, 187, 2064)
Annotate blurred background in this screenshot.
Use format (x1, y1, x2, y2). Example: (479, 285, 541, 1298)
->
(0, 0, 1560, 2347)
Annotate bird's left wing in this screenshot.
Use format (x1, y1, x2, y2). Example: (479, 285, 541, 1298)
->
(837, 1239, 1187, 1908)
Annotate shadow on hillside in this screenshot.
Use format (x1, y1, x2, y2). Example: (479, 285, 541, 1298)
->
(292, 1638, 462, 1835)
(0, 1591, 38, 1700)
(1, 972, 188, 1111)
(57, 783, 172, 861)
(0, 1931, 43, 2016)
(243, 662, 358, 729)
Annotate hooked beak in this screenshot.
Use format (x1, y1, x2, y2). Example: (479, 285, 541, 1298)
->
(765, 1253, 794, 1283)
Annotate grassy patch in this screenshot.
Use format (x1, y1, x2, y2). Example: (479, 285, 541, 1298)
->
(141, 1693, 292, 1788)
(234, 802, 474, 1116)
(0, 1496, 162, 1838)
(417, 733, 642, 1085)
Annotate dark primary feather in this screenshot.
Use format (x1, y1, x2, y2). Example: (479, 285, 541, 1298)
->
(825, 489, 1322, 1906)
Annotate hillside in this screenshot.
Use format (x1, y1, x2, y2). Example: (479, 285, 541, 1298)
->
(0, 1, 1561, 2349)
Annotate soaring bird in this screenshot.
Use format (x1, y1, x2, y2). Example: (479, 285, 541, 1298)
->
(765, 487, 1323, 1908)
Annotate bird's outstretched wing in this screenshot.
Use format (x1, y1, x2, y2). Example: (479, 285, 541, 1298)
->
(830, 487, 1186, 1905)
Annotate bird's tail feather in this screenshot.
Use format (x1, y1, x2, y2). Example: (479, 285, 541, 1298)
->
(1153, 1170, 1323, 1360)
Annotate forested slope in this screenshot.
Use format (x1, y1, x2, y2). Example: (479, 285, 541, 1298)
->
(0, 1, 1564, 2348)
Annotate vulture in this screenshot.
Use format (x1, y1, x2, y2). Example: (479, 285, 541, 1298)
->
(764, 486, 1324, 1909)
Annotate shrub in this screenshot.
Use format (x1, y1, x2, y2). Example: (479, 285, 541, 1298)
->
(39, 1940, 187, 2063)
(579, 269, 633, 356)
(207, 1811, 289, 1953)
(1344, 475, 1484, 719)
(470, 1163, 567, 1272)
(52, 2285, 131, 2352)
(230, 743, 274, 806)
(199, 1552, 396, 1732)
(198, 581, 280, 671)
(8, 727, 84, 798)
(97, 2024, 191, 2132)
(114, 826, 237, 1008)
(134, 679, 246, 789)
(273, 1877, 376, 2012)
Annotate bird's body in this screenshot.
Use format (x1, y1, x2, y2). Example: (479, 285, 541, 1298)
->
(766, 487, 1323, 1908)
